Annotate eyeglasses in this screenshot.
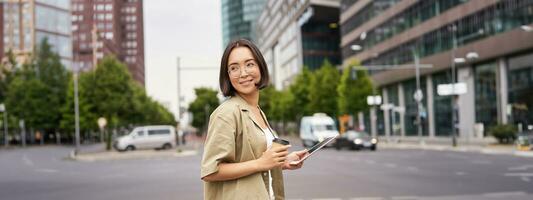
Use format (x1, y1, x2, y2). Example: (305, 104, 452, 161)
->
(228, 63, 257, 78)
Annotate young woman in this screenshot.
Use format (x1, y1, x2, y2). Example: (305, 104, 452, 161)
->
(201, 39, 308, 200)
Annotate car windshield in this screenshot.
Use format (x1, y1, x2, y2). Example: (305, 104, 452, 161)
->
(313, 124, 335, 131)
(346, 131, 370, 138)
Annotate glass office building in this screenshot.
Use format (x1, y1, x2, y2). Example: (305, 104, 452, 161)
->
(342, 0, 533, 141)
(221, 0, 266, 47)
(2, 0, 72, 68)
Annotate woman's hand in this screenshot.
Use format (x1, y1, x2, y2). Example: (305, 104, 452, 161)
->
(256, 145, 290, 171)
(282, 149, 309, 170)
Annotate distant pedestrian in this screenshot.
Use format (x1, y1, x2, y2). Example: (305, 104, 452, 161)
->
(201, 39, 308, 200)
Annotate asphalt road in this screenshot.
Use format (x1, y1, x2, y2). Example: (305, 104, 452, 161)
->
(1, 144, 533, 200)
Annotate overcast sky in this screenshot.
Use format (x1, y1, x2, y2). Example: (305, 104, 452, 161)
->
(144, 0, 222, 119)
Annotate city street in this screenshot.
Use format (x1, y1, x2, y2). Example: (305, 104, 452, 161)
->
(1, 144, 533, 200)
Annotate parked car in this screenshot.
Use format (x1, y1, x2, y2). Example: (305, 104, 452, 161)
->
(113, 125, 176, 151)
(300, 113, 340, 148)
(334, 130, 377, 151)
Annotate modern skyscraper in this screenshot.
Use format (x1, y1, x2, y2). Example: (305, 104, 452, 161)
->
(256, 0, 341, 89)
(1, 0, 72, 67)
(221, 0, 266, 47)
(72, 0, 145, 85)
(341, 0, 533, 141)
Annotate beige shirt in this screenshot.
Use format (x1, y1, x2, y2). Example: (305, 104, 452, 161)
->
(201, 95, 285, 200)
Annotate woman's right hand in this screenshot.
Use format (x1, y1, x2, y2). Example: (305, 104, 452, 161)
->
(256, 145, 290, 171)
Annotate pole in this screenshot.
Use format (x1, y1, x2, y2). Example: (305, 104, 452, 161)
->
(414, 48, 423, 144)
(3, 109, 7, 147)
(74, 72, 81, 154)
(176, 57, 181, 122)
(451, 24, 458, 147)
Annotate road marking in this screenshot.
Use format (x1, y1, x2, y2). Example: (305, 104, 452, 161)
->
(391, 196, 419, 200)
(22, 154, 34, 166)
(365, 160, 376, 164)
(471, 160, 492, 164)
(350, 197, 384, 200)
(521, 177, 531, 182)
(385, 163, 397, 168)
(407, 166, 419, 171)
(508, 165, 533, 171)
(35, 168, 58, 173)
(504, 173, 533, 177)
(455, 171, 467, 176)
(483, 191, 527, 197)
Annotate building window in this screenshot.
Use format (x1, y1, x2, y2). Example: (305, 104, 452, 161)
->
(474, 61, 498, 136)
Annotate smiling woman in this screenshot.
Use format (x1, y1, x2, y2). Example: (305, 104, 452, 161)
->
(200, 39, 308, 200)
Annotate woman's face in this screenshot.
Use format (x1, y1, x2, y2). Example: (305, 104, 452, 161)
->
(227, 47, 261, 96)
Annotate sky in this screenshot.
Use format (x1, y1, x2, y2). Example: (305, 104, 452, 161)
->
(144, 0, 222, 121)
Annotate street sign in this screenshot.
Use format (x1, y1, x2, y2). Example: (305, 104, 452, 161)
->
(97, 117, 107, 129)
(413, 89, 423, 102)
(437, 82, 467, 96)
(367, 95, 382, 105)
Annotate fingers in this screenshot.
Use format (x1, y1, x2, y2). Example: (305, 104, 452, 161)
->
(271, 145, 291, 153)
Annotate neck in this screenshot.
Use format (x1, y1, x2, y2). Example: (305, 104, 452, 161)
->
(237, 91, 259, 108)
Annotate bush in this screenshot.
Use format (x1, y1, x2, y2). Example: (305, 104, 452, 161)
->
(489, 124, 517, 144)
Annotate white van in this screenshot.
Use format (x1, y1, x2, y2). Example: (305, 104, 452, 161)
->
(114, 125, 177, 151)
(300, 113, 340, 147)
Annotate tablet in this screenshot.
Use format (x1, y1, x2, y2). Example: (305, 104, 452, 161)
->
(290, 135, 338, 165)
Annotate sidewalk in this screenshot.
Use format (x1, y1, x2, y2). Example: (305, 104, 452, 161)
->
(379, 140, 533, 158)
(70, 136, 204, 162)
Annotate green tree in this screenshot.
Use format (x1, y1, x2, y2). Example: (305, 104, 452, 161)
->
(337, 60, 374, 115)
(0, 50, 17, 103)
(188, 87, 219, 133)
(288, 67, 313, 120)
(308, 60, 340, 117)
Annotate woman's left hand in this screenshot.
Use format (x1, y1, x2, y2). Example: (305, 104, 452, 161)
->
(282, 149, 309, 170)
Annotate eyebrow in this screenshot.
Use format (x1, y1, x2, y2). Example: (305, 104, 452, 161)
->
(228, 58, 255, 66)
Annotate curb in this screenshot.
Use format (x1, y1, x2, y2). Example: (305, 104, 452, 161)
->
(381, 143, 533, 158)
(69, 149, 197, 162)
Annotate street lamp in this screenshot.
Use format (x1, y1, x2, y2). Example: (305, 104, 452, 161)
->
(0, 104, 7, 147)
(367, 95, 382, 139)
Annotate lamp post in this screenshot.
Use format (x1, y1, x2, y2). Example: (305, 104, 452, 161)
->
(367, 95, 382, 138)
(0, 104, 7, 147)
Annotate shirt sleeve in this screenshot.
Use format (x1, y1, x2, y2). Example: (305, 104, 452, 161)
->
(200, 115, 237, 179)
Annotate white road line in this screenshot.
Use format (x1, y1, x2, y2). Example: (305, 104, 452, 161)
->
(350, 197, 384, 200)
(391, 196, 419, 200)
(385, 163, 397, 168)
(521, 177, 531, 182)
(455, 171, 467, 176)
(508, 165, 533, 171)
(35, 168, 58, 173)
(483, 191, 527, 197)
(504, 173, 533, 177)
(407, 166, 419, 171)
(22, 154, 34, 166)
(365, 160, 376, 164)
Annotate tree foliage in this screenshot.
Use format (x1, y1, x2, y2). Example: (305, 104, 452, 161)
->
(337, 60, 374, 115)
(188, 87, 219, 132)
(307, 60, 340, 117)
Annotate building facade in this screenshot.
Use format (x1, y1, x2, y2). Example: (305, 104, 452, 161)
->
(2, 0, 72, 67)
(221, 0, 266, 47)
(256, 0, 341, 89)
(72, 0, 145, 85)
(341, 0, 533, 142)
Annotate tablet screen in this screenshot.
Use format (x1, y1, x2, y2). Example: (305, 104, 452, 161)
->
(290, 135, 338, 165)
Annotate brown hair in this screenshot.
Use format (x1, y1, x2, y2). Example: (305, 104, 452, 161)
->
(219, 38, 270, 97)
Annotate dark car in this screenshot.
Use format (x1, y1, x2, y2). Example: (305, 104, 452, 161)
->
(334, 131, 377, 151)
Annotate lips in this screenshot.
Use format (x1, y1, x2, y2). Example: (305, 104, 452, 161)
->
(239, 79, 254, 85)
